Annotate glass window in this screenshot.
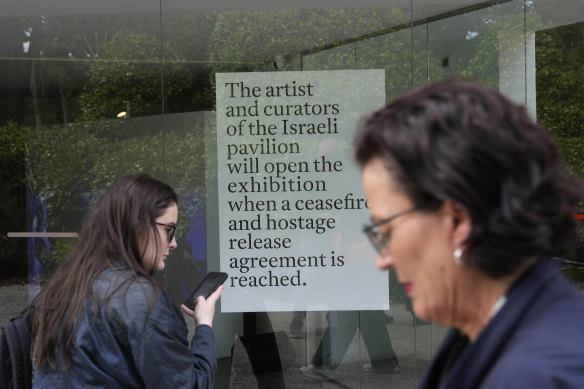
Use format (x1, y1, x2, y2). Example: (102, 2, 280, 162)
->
(1, 1, 582, 387)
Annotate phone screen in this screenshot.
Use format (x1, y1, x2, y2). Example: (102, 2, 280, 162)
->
(183, 271, 228, 310)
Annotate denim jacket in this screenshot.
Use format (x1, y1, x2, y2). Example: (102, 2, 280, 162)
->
(33, 269, 217, 388)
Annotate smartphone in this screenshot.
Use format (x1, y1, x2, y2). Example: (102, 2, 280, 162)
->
(183, 271, 228, 310)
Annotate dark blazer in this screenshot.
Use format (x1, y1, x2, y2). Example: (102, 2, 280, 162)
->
(418, 258, 584, 389)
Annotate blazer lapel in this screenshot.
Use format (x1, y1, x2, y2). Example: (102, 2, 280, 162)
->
(418, 259, 560, 389)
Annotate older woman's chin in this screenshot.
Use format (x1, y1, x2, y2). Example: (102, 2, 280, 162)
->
(410, 301, 440, 324)
(413, 309, 432, 323)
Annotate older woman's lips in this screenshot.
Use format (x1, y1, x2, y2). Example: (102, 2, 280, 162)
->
(402, 283, 412, 295)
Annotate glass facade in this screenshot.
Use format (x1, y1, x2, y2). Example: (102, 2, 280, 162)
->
(1, 0, 583, 387)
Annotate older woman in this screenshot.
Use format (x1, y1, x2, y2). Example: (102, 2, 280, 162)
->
(354, 80, 584, 388)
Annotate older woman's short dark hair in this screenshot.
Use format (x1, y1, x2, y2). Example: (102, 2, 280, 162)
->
(354, 79, 580, 278)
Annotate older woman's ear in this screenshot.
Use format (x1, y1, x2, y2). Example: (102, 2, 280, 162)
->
(442, 201, 472, 250)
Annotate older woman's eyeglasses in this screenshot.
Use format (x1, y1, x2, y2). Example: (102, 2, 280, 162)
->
(363, 206, 424, 255)
(156, 222, 176, 242)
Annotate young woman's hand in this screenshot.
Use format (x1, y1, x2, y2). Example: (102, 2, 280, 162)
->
(181, 285, 224, 327)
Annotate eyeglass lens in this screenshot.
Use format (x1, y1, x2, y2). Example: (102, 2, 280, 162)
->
(156, 223, 176, 242)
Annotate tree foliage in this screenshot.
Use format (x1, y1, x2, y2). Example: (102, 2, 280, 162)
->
(536, 22, 584, 138)
(2, 2, 584, 279)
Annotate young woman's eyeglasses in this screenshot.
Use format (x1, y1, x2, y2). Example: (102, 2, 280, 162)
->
(156, 222, 177, 242)
(363, 206, 425, 255)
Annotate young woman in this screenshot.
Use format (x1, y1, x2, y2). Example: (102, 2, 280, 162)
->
(31, 173, 222, 389)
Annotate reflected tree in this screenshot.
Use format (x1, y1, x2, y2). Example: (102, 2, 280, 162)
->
(2, 3, 583, 279)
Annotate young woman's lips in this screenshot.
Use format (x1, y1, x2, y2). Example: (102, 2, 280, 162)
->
(401, 283, 412, 295)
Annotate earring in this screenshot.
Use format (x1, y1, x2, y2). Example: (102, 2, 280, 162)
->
(453, 248, 464, 266)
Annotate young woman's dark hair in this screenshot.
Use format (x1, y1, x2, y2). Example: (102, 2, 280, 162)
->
(31, 173, 177, 370)
(355, 79, 580, 278)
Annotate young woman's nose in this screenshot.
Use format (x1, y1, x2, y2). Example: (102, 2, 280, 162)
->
(169, 236, 178, 249)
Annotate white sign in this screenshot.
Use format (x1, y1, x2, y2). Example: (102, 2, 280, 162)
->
(216, 70, 388, 312)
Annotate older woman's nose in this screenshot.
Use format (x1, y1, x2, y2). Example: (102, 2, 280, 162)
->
(376, 253, 394, 270)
